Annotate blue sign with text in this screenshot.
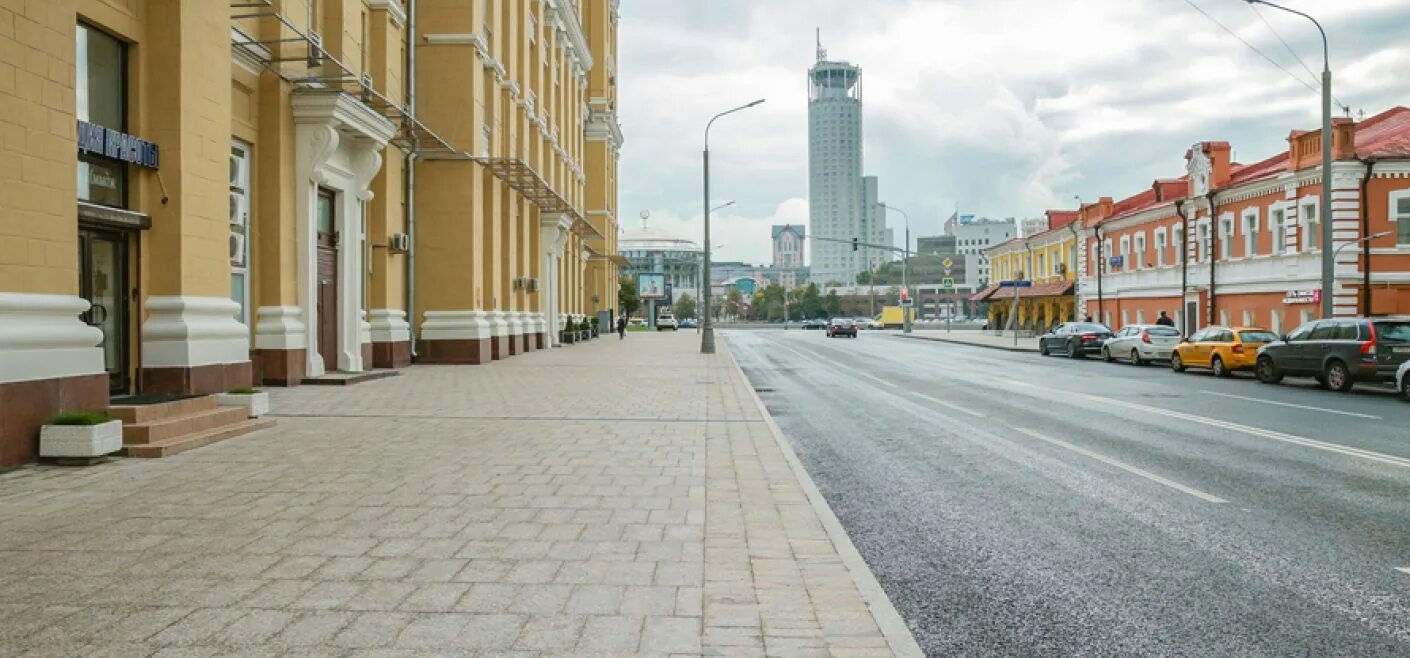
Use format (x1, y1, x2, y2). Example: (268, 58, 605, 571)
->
(999, 280, 1033, 288)
(77, 120, 159, 169)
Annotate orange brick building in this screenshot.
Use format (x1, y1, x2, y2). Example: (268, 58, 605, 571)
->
(1069, 107, 1410, 335)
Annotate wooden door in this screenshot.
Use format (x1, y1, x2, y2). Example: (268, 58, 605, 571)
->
(316, 189, 338, 372)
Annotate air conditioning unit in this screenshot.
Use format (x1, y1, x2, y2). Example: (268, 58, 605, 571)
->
(229, 191, 246, 227)
(306, 31, 323, 68)
(228, 154, 243, 188)
(1057, 262, 1067, 275)
(526, 277, 539, 293)
(387, 233, 410, 254)
(229, 231, 246, 267)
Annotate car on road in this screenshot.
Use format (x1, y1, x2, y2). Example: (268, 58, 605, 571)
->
(1399, 361, 1410, 401)
(1101, 323, 1181, 365)
(1038, 322, 1113, 358)
(1169, 326, 1277, 377)
(679, 318, 697, 329)
(656, 313, 678, 331)
(1255, 316, 1410, 392)
(827, 317, 858, 338)
(801, 319, 826, 330)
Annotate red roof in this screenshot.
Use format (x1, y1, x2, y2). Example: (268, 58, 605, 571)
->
(1356, 106, 1410, 159)
(1229, 151, 1289, 186)
(1046, 210, 1078, 230)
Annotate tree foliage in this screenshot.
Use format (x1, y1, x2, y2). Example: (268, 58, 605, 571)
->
(673, 292, 696, 319)
(618, 276, 640, 317)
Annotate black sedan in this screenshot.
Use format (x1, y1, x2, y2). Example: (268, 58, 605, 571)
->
(801, 319, 826, 330)
(827, 318, 859, 338)
(1039, 322, 1113, 358)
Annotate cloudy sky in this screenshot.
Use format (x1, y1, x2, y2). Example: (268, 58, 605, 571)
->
(615, 0, 1410, 264)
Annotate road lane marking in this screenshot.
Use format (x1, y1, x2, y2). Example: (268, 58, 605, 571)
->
(1397, 567, 1410, 575)
(910, 393, 986, 418)
(1079, 394, 1410, 470)
(1201, 391, 1382, 420)
(1013, 428, 1228, 504)
(768, 339, 899, 390)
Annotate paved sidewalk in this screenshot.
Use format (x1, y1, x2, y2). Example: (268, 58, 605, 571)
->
(0, 333, 918, 656)
(889, 329, 1039, 352)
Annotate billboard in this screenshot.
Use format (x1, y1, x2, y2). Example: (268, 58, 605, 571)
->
(734, 277, 756, 298)
(638, 273, 667, 300)
(959, 214, 976, 225)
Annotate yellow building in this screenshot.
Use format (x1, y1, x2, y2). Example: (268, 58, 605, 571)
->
(974, 210, 1082, 331)
(0, 0, 622, 469)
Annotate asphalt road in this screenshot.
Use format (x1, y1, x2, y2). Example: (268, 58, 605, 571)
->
(726, 328, 1410, 657)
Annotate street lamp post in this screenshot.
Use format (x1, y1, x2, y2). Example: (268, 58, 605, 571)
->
(880, 204, 911, 334)
(697, 203, 733, 331)
(1247, 0, 1332, 318)
(702, 100, 765, 354)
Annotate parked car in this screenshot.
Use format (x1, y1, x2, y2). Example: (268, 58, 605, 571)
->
(1102, 324, 1181, 365)
(854, 317, 875, 330)
(679, 318, 697, 329)
(656, 313, 678, 331)
(628, 317, 646, 327)
(827, 318, 859, 338)
(801, 319, 826, 330)
(1398, 361, 1410, 401)
(1038, 322, 1113, 358)
(1170, 326, 1277, 377)
(1255, 316, 1410, 392)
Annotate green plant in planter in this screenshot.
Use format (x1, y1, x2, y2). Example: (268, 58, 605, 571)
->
(228, 386, 260, 395)
(48, 411, 114, 426)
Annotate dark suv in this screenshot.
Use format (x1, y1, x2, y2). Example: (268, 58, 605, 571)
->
(1255, 316, 1410, 392)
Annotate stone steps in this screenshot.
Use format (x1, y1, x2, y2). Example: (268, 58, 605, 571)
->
(121, 418, 276, 458)
(108, 395, 275, 459)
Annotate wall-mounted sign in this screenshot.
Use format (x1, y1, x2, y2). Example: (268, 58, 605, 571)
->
(941, 277, 956, 288)
(1108, 255, 1124, 268)
(1283, 289, 1320, 305)
(77, 120, 159, 169)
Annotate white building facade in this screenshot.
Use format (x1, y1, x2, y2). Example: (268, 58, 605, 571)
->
(954, 218, 1016, 287)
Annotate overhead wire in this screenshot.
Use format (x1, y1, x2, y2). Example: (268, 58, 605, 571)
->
(1246, 2, 1350, 112)
(1180, 0, 1321, 97)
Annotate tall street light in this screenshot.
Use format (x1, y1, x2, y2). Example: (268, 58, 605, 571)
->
(1247, 0, 1333, 318)
(880, 203, 911, 334)
(702, 99, 765, 354)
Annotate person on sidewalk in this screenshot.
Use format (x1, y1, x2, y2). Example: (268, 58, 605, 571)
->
(1156, 310, 1175, 327)
(617, 314, 626, 339)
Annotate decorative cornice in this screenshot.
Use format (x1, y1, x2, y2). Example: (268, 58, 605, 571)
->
(423, 33, 487, 50)
(291, 89, 398, 146)
(365, 0, 407, 29)
(545, 0, 594, 75)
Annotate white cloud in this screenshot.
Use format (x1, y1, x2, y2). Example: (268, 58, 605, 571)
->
(619, 0, 1410, 263)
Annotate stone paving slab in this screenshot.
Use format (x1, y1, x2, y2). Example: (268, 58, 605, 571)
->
(0, 333, 919, 656)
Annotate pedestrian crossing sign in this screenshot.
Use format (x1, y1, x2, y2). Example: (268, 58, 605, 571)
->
(942, 277, 955, 288)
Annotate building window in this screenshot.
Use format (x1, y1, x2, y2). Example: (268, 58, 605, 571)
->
(1302, 201, 1319, 251)
(1220, 217, 1232, 260)
(1154, 230, 1167, 267)
(1173, 224, 1185, 263)
(1272, 208, 1286, 254)
(1134, 234, 1146, 270)
(230, 141, 252, 326)
(1197, 223, 1210, 262)
(1243, 209, 1258, 257)
(77, 23, 127, 208)
(1398, 196, 1410, 246)
(1119, 236, 1130, 271)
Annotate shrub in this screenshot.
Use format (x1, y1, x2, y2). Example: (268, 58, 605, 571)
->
(48, 411, 114, 426)
(227, 387, 259, 394)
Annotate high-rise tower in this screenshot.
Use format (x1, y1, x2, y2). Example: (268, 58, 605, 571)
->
(808, 31, 884, 285)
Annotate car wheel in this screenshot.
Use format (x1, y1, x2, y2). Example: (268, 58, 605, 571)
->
(1067, 341, 1081, 359)
(1325, 360, 1355, 393)
(1211, 356, 1230, 378)
(1101, 347, 1114, 363)
(1171, 353, 1186, 373)
(1255, 356, 1282, 384)
(1039, 342, 1049, 356)
(1131, 349, 1144, 366)
(1401, 375, 1410, 402)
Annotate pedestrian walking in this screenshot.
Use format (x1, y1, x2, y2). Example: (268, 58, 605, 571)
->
(1083, 314, 1093, 323)
(616, 314, 626, 339)
(1156, 310, 1175, 327)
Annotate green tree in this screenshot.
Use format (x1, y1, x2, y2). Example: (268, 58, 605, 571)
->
(618, 276, 640, 318)
(823, 290, 842, 317)
(797, 283, 823, 319)
(724, 289, 744, 320)
(673, 292, 696, 319)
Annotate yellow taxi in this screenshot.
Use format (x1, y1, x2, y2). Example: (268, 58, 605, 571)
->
(1170, 326, 1280, 377)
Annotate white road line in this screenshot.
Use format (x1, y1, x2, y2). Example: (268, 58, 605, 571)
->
(1080, 393, 1410, 470)
(1396, 567, 1410, 575)
(772, 339, 899, 389)
(1201, 391, 1382, 420)
(910, 393, 986, 418)
(1013, 428, 1229, 504)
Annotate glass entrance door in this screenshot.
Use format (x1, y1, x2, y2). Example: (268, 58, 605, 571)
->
(79, 229, 130, 394)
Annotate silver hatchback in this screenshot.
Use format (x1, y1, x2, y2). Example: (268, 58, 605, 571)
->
(1102, 324, 1181, 365)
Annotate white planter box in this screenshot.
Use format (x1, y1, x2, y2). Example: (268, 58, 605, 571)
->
(40, 420, 123, 459)
(215, 392, 270, 418)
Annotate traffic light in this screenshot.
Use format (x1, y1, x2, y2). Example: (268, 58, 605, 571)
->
(851, 237, 858, 252)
